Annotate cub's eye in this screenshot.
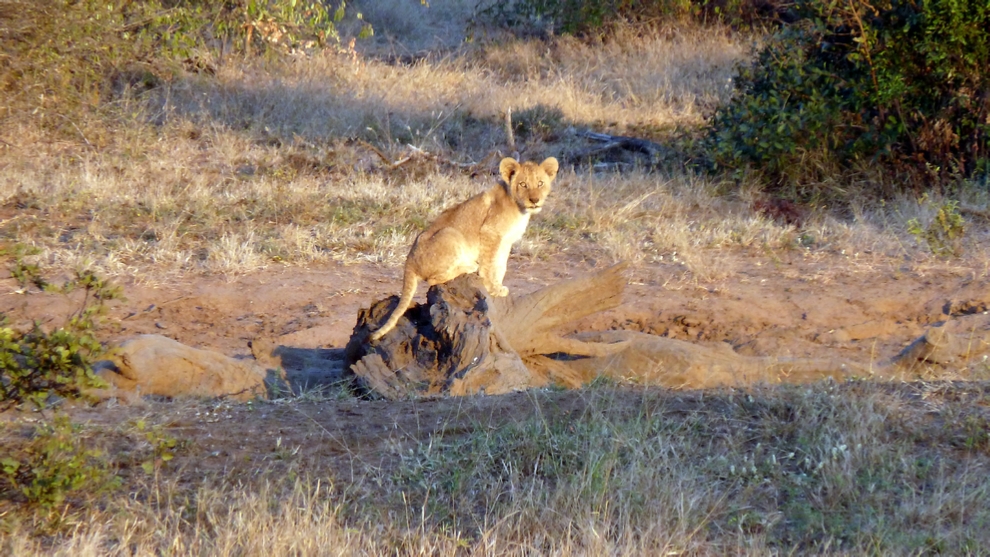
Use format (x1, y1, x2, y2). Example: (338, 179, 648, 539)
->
(538, 181, 544, 188)
(519, 182, 528, 189)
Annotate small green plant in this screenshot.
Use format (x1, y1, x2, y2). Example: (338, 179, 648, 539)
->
(1, 244, 46, 290)
(1, 414, 120, 510)
(906, 197, 966, 257)
(957, 415, 990, 454)
(133, 419, 180, 474)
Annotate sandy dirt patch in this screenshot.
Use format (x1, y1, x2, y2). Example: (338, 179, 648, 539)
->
(2, 250, 988, 395)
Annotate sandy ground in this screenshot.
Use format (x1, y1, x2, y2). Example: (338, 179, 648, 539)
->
(3, 250, 987, 378)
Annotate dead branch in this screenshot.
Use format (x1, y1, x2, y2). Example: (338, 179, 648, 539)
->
(572, 129, 673, 166)
(354, 139, 489, 173)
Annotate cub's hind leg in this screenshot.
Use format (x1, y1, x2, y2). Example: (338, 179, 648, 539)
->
(409, 228, 479, 285)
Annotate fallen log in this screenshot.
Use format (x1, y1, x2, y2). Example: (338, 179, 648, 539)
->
(345, 264, 944, 399)
(570, 129, 675, 167)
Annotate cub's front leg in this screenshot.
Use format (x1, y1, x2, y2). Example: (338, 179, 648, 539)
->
(478, 244, 510, 297)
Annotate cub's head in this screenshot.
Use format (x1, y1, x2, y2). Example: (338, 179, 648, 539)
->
(499, 156, 558, 215)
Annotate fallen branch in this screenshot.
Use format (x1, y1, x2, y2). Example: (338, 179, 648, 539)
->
(354, 139, 490, 173)
(570, 129, 674, 167)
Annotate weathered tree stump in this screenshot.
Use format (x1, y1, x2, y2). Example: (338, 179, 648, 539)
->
(345, 264, 630, 398)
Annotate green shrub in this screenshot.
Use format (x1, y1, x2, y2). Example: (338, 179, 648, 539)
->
(0, 0, 370, 138)
(704, 0, 990, 197)
(0, 262, 122, 410)
(1, 414, 120, 510)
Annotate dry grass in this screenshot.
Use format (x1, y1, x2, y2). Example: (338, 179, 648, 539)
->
(3, 3, 988, 283)
(7, 130, 988, 284)
(4, 382, 990, 554)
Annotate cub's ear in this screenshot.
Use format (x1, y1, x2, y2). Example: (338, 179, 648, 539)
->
(540, 157, 559, 180)
(499, 157, 520, 185)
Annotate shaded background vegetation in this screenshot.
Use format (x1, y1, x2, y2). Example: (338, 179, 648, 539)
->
(3, 0, 986, 200)
(705, 0, 990, 198)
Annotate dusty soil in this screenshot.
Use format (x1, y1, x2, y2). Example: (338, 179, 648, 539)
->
(4, 250, 986, 375)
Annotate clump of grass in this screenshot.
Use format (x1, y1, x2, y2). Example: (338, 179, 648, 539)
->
(376, 383, 990, 553)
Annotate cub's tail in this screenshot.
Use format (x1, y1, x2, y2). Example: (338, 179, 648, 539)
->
(369, 270, 419, 341)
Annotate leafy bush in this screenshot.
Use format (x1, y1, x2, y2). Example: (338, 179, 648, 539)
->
(0, 0, 369, 137)
(0, 263, 122, 410)
(704, 0, 990, 196)
(1, 414, 120, 510)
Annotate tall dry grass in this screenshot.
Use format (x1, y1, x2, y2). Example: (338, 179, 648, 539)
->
(3, 4, 988, 282)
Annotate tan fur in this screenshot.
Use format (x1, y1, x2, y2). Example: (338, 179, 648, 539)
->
(370, 156, 559, 341)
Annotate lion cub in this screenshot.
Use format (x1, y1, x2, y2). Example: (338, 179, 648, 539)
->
(370, 156, 558, 341)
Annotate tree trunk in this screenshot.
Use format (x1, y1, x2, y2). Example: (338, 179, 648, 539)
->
(345, 262, 906, 399)
(345, 264, 629, 399)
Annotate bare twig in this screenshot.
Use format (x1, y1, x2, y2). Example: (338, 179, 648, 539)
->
(504, 108, 516, 155)
(355, 139, 395, 166)
(355, 138, 493, 174)
(58, 114, 92, 148)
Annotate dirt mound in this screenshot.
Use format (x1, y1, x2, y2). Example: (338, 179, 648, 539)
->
(4, 253, 990, 401)
(94, 335, 275, 402)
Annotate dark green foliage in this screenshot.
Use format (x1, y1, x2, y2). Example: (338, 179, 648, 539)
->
(705, 0, 990, 195)
(0, 0, 368, 135)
